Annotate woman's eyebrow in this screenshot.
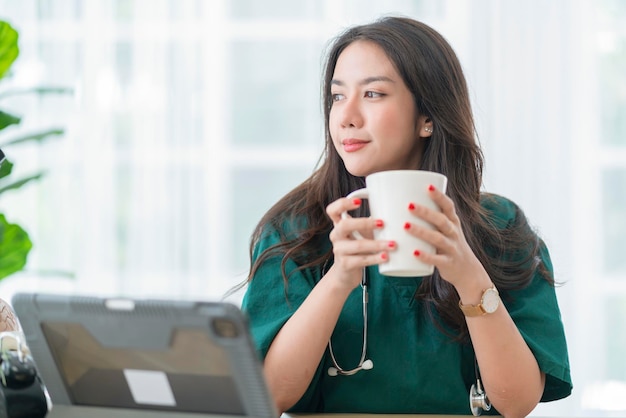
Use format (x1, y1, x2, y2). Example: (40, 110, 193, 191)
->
(331, 75, 396, 86)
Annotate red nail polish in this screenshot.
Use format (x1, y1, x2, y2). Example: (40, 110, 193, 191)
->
(408, 202, 416, 210)
(413, 250, 421, 257)
(376, 219, 384, 228)
(388, 240, 396, 248)
(428, 184, 435, 192)
(404, 222, 411, 230)
(381, 252, 388, 261)
(353, 198, 362, 206)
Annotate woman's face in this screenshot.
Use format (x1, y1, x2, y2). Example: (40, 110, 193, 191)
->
(329, 40, 431, 177)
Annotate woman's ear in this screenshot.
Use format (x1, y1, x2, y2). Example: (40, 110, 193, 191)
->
(418, 116, 433, 138)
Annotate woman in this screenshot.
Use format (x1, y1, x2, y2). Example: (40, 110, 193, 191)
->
(241, 16, 572, 417)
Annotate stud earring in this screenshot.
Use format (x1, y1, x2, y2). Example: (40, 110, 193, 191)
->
(424, 126, 433, 133)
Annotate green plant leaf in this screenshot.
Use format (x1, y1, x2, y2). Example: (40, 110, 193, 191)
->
(0, 21, 19, 80)
(0, 158, 13, 179)
(0, 110, 21, 130)
(0, 213, 32, 281)
(0, 21, 70, 283)
(0, 127, 65, 147)
(0, 171, 44, 195)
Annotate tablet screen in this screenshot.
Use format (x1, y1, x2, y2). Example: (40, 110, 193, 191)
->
(41, 322, 245, 414)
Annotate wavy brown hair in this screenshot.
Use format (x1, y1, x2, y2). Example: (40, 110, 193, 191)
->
(244, 16, 552, 341)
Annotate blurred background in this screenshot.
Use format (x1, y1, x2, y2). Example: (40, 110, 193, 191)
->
(0, 0, 624, 416)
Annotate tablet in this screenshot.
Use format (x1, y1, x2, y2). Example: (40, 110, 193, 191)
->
(11, 293, 277, 418)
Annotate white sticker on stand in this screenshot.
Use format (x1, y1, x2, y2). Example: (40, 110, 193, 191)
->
(123, 369, 176, 406)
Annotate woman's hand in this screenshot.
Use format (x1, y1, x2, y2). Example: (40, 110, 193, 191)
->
(262, 197, 396, 412)
(326, 197, 395, 290)
(404, 186, 487, 289)
(405, 186, 546, 418)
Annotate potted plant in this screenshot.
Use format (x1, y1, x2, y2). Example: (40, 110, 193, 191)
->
(0, 19, 71, 291)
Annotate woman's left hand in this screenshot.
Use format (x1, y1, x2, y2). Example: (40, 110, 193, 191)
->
(405, 185, 487, 288)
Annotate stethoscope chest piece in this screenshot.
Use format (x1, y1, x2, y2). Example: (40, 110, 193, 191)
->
(469, 378, 491, 416)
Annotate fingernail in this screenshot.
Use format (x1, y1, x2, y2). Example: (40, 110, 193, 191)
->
(381, 252, 388, 261)
(353, 198, 362, 206)
(388, 240, 396, 249)
(408, 202, 416, 210)
(428, 184, 435, 192)
(403, 222, 411, 230)
(413, 250, 421, 257)
(376, 219, 384, 228)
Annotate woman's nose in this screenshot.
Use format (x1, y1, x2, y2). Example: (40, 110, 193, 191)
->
(339, 97, 364, 128)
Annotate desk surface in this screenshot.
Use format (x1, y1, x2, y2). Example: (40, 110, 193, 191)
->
(285, 415, 477, 417)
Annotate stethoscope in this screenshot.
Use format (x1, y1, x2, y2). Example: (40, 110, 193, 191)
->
(327, 267, 373, 376)
(325, 267, 491, 416)
(470, 357, 492, 416)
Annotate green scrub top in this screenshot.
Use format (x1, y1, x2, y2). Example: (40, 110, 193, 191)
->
(241, 194, 572, 414)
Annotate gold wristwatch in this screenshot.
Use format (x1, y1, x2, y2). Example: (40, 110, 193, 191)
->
(459, 286, 499, 317)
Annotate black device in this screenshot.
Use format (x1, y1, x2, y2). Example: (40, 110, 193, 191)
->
(0, 332, 51, 418)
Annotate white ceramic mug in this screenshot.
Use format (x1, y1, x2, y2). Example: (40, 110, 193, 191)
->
(344, 170, 448, 277)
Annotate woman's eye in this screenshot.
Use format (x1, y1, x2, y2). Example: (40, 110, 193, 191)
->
(331, 93, 344, 102)
(365, 91, 383, 98)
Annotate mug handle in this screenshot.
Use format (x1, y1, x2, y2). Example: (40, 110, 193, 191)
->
(341, 188, 369, 240)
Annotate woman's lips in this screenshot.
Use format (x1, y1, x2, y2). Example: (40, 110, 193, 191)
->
(342, 139, 369, 152)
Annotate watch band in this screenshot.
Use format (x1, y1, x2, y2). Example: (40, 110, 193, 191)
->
(459, 301, 486, 317)
(459, 286, 499, 317)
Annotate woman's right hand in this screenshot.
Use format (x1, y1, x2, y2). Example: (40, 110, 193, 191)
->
(325, 197, 395, 289)
(262, 197, 393, 412)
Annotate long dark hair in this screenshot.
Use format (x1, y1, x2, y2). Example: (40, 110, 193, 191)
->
(245, 16, 552, 341)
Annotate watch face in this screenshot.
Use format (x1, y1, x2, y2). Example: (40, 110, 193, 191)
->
(482, 288, 500, 314)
